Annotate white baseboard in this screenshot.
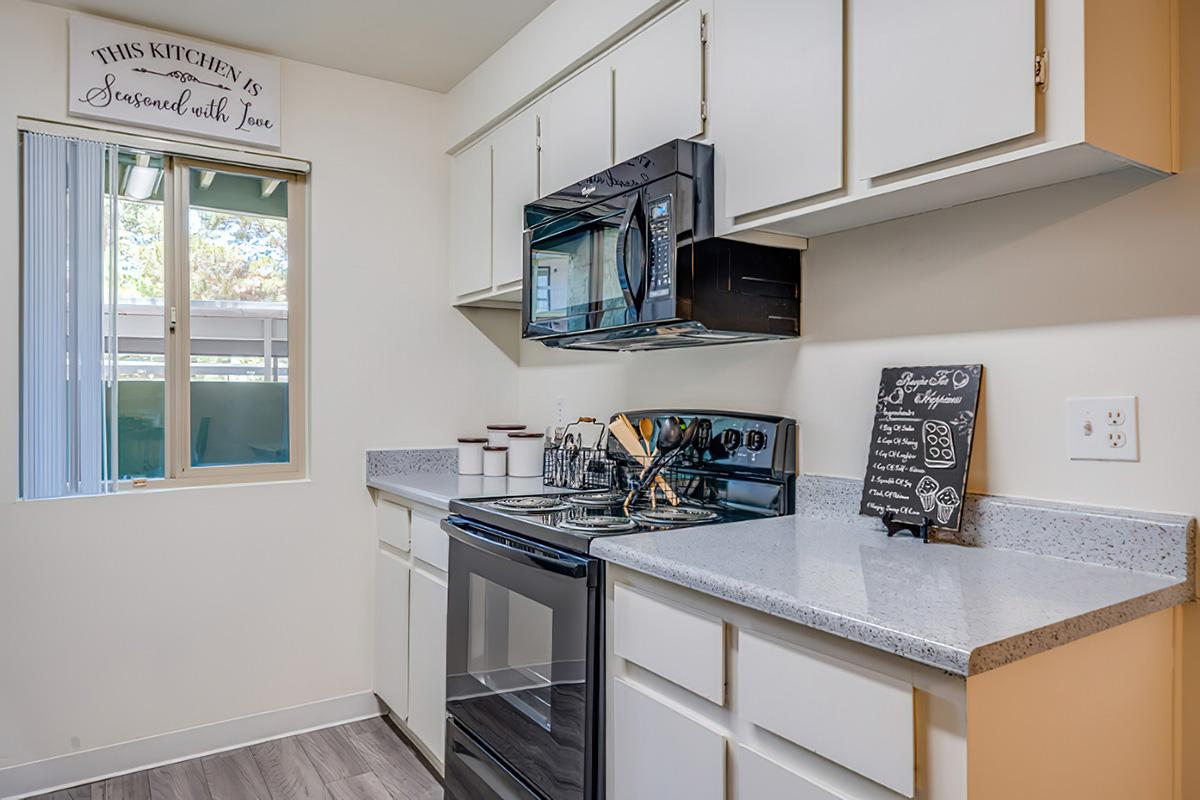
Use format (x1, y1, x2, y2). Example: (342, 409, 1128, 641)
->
(1, 691, 384, 800)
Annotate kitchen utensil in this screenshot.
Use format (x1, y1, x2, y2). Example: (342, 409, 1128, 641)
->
(639, 417, 655, 454)
(610, 416, 678, 504)
(640, 420, 698, 493)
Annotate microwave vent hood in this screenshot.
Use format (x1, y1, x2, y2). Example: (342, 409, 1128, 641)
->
(522, 140, 801, 352)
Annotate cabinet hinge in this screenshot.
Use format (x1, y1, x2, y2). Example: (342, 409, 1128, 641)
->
(700, 13, 708, 44)
(1034, 49, 1048, 92)
(700, 100, 708, 121)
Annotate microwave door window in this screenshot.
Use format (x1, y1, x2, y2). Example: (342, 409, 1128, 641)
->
(530, 213, 629, 332)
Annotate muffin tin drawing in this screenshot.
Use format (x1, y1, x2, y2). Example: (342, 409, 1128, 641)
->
(922, 420, 957, 469)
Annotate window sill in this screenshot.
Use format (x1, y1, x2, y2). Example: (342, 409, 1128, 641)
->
(17, 475, 312, 503)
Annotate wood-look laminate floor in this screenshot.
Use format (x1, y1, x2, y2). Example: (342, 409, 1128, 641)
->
(34, 718, 443, 800)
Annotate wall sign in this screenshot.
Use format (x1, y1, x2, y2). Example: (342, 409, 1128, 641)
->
(69, 17, 281, 148)
(860, 365, 983, 532)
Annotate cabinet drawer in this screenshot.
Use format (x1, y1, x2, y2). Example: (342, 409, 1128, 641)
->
(614, 583, 724, 704)
(613, 679, 725, 800)
(738, 630, 914, 796)
(411, 509, 448, 573)
(735, 745, 841, 800)
(376, 498, 410, 551)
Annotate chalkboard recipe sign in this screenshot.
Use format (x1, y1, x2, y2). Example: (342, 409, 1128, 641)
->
(860, 365, 983, 532)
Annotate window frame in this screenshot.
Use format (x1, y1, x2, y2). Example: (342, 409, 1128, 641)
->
(17, 118, 310, 495)
(159, 157, 307, 486)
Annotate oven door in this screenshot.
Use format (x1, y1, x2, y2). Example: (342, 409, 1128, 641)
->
(443, 516, 602, 800)
(523, 190, 646, 339)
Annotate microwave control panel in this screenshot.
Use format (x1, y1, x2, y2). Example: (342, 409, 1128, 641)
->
(646, 196, 673, 299)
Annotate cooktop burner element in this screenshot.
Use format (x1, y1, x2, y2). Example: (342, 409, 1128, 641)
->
(557, 515, 638, 532)
(631, 506, 719, 525)
(490, 496, 572, 514)
(565, 491, 627, 507)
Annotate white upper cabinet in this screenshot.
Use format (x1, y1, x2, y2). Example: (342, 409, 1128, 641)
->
(449, 139, 492, 298)
(612, 1, 706, 164)
(490, 107, 540, 288)
(541, 62, 613, 194)
(850, 0, 1037, 178)
(712, 0, 843, 219)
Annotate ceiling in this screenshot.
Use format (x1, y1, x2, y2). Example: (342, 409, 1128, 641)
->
(34, 0, 554, 92)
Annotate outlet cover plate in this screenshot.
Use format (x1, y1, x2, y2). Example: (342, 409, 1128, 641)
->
(1067, 396, 1139, 461)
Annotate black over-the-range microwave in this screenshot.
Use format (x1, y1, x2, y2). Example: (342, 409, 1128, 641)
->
(521, 140, 801, 351)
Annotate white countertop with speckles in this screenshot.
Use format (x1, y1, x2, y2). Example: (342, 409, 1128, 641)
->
(368, 472, 571, 511)
(593, 513, 1192, 676)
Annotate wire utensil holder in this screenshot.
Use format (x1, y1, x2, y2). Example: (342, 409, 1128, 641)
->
(542, 447, 618, 489)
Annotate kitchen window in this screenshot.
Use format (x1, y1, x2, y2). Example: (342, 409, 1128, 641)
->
(19, 128, 307, 498)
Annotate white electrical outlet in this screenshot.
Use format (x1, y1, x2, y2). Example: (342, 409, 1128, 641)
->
(555, 396, 567, 427)
(1067, 396, 1139, 461)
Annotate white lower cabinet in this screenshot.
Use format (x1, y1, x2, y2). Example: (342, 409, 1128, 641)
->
(374, 545, 411, 719)
(738, 629, 914, 796)
(612, 678, 726, 800)
(608, 569, 951, 798)
(373, 493, 449, 772)
(734, 746, 841, 800)
(408, 565, 449, 765)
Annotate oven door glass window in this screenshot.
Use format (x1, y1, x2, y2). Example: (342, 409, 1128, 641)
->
(529, 212, 629, 332)
(468, 574, 556, 731)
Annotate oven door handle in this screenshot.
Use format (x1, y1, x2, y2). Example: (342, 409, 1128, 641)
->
(443, 518, 589, 579)
(613, 192, 645, 320)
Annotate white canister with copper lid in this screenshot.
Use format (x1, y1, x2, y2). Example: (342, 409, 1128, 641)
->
(506, 431, 545, 478)
(457, 437, 488, 475)
(486, 424, 526, 448)
(482, 446, 508, 477)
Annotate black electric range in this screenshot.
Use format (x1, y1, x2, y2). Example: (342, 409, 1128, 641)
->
(442, 410, 797, 800)
(446, 490, 773, 555)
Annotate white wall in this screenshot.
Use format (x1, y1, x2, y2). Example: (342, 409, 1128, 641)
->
(0, 0, 518, 778)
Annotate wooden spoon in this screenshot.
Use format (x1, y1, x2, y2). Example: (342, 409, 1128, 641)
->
(639, 417, 655, 455)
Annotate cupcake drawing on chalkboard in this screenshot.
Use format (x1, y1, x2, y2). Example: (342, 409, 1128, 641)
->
(916, 475, 940, 513)
(935, 486, 961, 525)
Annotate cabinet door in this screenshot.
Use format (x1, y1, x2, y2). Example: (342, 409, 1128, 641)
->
(490, 107, 539, 288)
(449, 139, 492, 297)
(613, 1, 705, 164)
(734, 746, 841, 800)
(612, 679, 725, 800)
(541, 62, 612, 194)
(374, 546, 410, 719)
(713, 0, 843, 218)
(851, 0, 1036, 177)
(408, 566, 449, 765)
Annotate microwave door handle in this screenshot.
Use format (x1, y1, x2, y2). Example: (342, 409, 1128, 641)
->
(443, 518, 589, 579)
(614, 194, 640, 319)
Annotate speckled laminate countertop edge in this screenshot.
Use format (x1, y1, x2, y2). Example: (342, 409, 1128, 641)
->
(964, 581, 1193, 674)
(596, 538, 1192, 678)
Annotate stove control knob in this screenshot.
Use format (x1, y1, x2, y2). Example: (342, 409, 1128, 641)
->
(692, 419, 713, 452)
(745, 429, 767, 452)
(720, 428, 742, 453)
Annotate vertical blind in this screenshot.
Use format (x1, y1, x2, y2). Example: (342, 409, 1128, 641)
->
(21, 131, 114, 499)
